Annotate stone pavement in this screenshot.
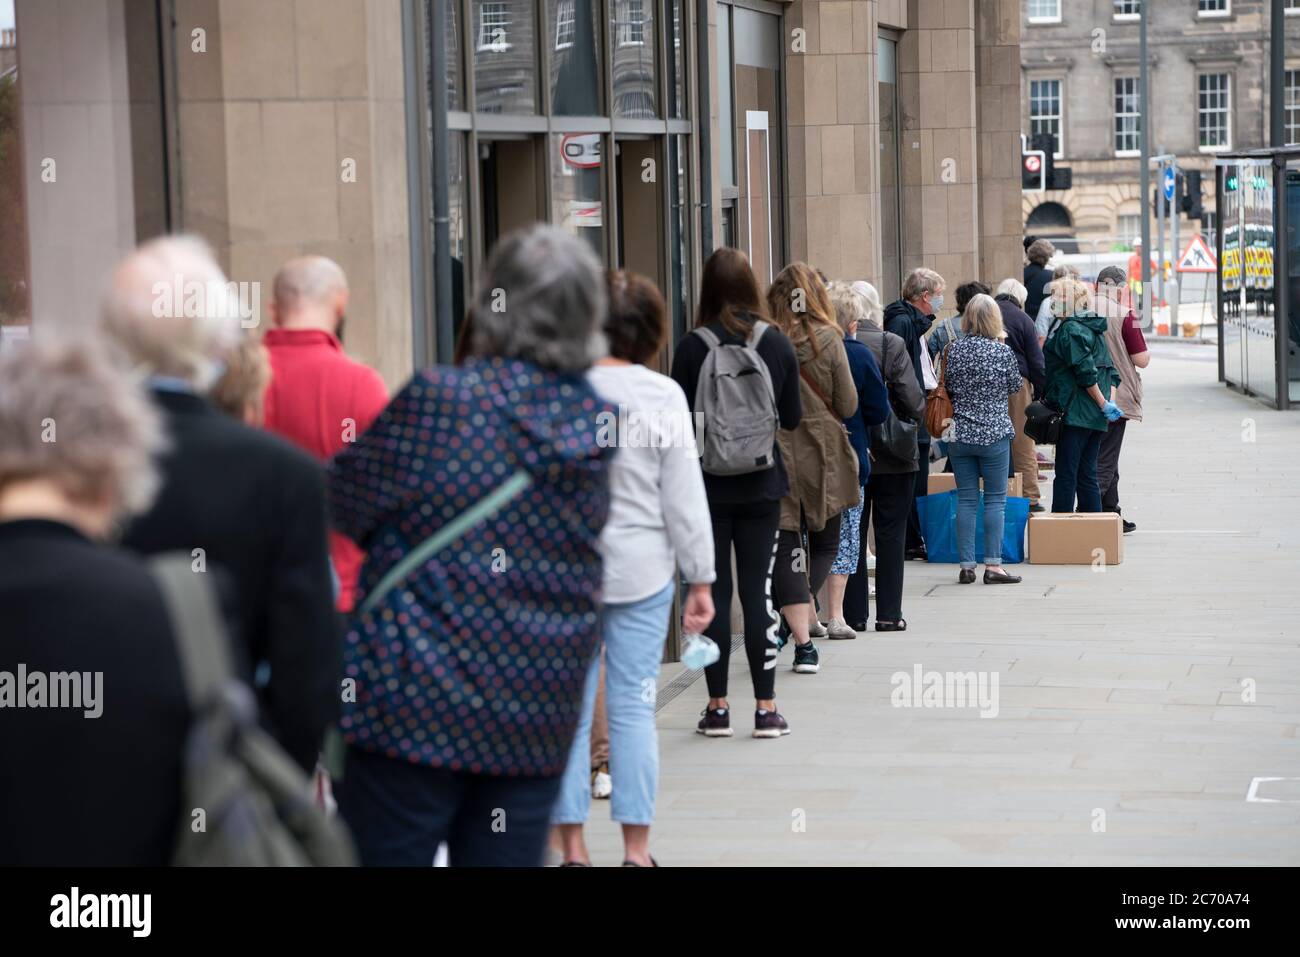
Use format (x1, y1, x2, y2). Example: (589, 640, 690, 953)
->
(585, 341, 1300, 866)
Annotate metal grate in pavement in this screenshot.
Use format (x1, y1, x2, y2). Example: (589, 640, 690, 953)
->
(654, 635, 750, 713)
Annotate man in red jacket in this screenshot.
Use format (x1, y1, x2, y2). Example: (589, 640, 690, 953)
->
(263, 256, 390, 612)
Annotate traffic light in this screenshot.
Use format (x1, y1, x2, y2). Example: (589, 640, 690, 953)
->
(1022, 150, 1045, 191)
(1027, 132, 1072, 191)
(1180, 170, 1204, 221)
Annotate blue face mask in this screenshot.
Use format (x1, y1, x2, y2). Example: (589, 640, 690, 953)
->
(929, 294, 945, 312)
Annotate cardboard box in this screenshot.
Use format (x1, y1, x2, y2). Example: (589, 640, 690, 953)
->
(1027, 513, 1123, 565)
(927, 471, 1023, 497)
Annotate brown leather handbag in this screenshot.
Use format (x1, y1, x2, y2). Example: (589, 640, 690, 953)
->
(924, 343, 954, 440)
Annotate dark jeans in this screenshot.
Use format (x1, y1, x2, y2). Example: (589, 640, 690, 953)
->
(338, 746, 562, 866)
(1052, 424, 1104, 513)
(704, 497, 781, 701)
(906, 442, 930, 551)
(1096, 418, 1128, 513)
(773, 511, 841, 610)
(845, 470, 914, 624)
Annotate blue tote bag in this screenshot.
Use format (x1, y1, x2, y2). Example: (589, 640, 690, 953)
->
(917, 490, 1029, 564)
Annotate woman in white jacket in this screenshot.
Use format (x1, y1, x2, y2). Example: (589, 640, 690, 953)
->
(551, 271, 716, 867)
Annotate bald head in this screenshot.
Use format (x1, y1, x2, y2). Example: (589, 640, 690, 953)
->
(271, 256, 349, 333)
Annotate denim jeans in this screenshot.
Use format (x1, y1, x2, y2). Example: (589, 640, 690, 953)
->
(1053, 424, 1104, 513)
(338, 746, 562, 866)
(948, 436, 1012, 569)
(551, 580, 675, 827)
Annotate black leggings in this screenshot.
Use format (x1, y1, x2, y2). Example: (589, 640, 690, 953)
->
(844, 470, 914, 624)
(703, 498, 781, 701)
(772, 511, 842, 611)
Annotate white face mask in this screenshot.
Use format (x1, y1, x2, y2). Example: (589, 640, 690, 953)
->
(928, 294, 945, 312)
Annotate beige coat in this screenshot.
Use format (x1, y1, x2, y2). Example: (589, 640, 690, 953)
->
(1097, 296, 1145, 421)
(777, 325, 859, 531)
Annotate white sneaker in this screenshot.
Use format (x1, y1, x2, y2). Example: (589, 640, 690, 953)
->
(808, 618, 828, 638)
(591, 764, 612, 800)
(825, 617, 858, 640)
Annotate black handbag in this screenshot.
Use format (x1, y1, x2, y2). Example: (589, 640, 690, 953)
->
(1024, 400, 1064, 444)
(869, 335, 919, 464)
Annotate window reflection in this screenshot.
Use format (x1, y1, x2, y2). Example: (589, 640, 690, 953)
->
(548, 0, 601, 115)
(611, 0, 657, 118)
(472, 0, 537, 114)
(552, 132, 604, 259)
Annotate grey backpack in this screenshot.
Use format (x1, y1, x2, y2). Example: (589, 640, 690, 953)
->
(150, 554, 356, 867)
(692, 321, 780, 476)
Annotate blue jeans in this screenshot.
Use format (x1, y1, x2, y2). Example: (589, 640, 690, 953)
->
(1053, 424, 1104, 513)
(551, 580, 674, 827)
(948, 437, 1011, 569)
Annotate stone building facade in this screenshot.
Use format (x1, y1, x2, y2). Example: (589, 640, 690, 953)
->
(1018, 0, 1300, 250)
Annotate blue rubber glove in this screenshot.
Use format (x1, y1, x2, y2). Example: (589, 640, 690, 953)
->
(1101, 400, 1124, 422)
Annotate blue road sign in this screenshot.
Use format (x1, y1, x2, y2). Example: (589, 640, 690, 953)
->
(1163, 166, 1176, 203)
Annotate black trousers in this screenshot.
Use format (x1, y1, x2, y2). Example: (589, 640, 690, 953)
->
(703, 498, 781, 701)
(1096, 418, 1128, 513)
(845, 470, 914, 625)
(906, 441, 930, 550)
(772, 511, 842, 610)
(339, 746, 562, 866)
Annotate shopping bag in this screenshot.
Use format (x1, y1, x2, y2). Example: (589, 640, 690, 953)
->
(917, 491, 1029, 565)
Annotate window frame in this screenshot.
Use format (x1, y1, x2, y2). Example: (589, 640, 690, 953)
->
(1112, 0, 1140, 22)
(554, 0, 575, 51)
(1196, 0, 1231, 18)
(477, 0, 513, 53)
(1029, 76, 1064, 159)
(1285, 68, 1300, 146)
(1196, 71, 1232, 152)
(1026, 0, 1062, 24)
(1113, 75, 1141, 157)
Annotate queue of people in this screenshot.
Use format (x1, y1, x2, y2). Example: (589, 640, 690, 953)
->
(0, 224, 1150, 868)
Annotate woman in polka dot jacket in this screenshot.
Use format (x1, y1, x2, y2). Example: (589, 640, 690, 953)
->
(328, 226, 617, 867)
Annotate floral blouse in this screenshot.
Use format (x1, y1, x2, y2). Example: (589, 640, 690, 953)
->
(940, 335, 1023, 446)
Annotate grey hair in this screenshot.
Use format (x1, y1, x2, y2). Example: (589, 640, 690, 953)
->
(850, 280, 885, 328)
(102, 234, 245, 392)
(1026, 238, 1055, 266)
(464, 225, 607, 373)
(995, 278, 1027, 308)
(0, 335, 164, 519)
(825, 280, 866, 334)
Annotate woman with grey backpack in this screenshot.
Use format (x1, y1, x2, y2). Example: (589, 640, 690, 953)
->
(671, 248, 802, 740)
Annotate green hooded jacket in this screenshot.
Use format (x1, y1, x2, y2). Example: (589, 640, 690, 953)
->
(1043, 311, 1121, 432)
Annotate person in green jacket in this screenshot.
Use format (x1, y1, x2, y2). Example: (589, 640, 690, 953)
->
(1042, 278, 1124, 513)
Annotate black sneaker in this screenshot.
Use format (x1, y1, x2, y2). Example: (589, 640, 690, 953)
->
(1122, 519, 1136, 533)
(905, 545, 928, 561)
(696, 707, 733, 737)
(1029, 502, 1045, 513)
(753, 709, 791, 738)
(792, 641, 820, 674)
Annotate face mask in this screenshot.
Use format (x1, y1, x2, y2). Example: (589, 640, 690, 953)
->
(929, 294, 945, 312)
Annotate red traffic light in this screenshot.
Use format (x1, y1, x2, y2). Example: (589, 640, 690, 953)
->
(1024, 155, 1042, 174)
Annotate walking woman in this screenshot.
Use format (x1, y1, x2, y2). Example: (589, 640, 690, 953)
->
(822, 281, 890, 638)
(330, 225, 615, 866)
(767, 263, 859, 673)
(941, 294, 1026, 584)
(845, 282, 927, 632)
(1094, 265, 1149, 532)
(552, 271, 716, 867)
(1042, 278, 1124, 513)
(671, 248, 801, 739)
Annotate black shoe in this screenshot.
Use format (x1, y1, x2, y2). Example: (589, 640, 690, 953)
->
(958, 568, 976, 584)
(1122, 519, 1136, 533)
(792, 641, 820, 674)
(753, 709, 791, 738)
(622, 856, 659, 867)
(696, 707, 733, 737)
(983, 568, 1023, 584)
(1029, 502, 1045, 513)
(775, 615, 790, 652)
(905, 546, 928, 561)
(875, 619, 907, 632)
(847, 620, 868, 632)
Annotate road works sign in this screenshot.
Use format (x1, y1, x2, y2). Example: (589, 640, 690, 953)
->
(1175, 234, 1217, 273)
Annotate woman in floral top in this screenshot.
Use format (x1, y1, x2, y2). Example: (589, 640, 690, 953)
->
(939, 294, 1025, 585)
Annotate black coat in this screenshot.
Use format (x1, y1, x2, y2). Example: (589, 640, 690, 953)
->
(882, 298, 933, 442)
(996, 295, 1047, 398)
(121, 389, 339, 770)
(1023, 262, 1054, 320)
(0, 519, 190, 865)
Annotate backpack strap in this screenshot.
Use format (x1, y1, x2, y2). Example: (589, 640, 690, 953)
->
(747, 320, 769, 348)
(692, 327, 722, 350)
(149, 553, 234, 709)
(357, 469, 533, 617)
